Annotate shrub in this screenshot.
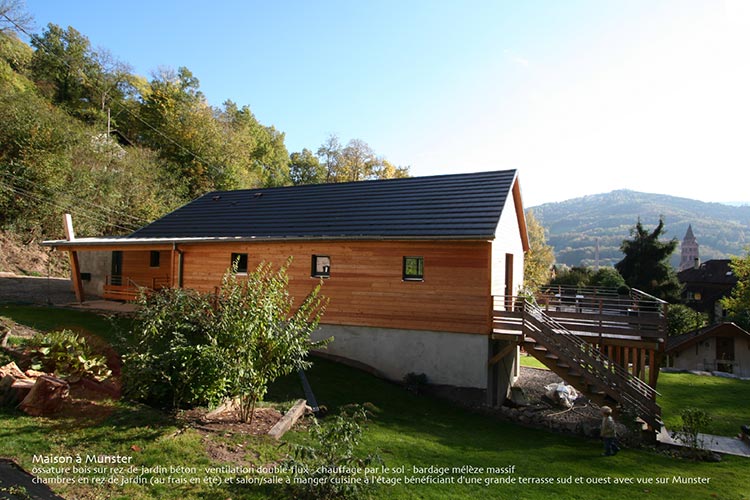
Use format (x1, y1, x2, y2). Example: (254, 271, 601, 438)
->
(26, 329, 111, 382)
(281, 404, 381, 500)
(122, 259, 328, 419)
(672, 407, 712, 455)
(121, 288, 229, 409)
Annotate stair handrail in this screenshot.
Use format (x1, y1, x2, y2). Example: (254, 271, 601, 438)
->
(522, 299, 661, 423)
(526, 300, 660, 397)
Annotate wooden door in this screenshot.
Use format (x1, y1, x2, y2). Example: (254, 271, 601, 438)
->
(716, 337, 734, 373)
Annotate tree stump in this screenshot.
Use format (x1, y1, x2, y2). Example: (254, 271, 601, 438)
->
(19, 375, 69, 416)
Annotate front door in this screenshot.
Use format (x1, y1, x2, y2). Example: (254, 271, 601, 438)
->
(716, 336, 735, 373)
(504, 253, 514, 310)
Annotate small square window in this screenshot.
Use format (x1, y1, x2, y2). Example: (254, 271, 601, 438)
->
(231, 253, 248, 273)
(312, 255, 331, 278)
(403, 256, 424, 281)
(149, 250, 160, 268)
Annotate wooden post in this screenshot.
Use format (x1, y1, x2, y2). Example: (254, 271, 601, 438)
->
(63, 214, 84, 303)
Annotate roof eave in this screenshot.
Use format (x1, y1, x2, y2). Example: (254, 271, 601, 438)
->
(42, 233, 498, 248)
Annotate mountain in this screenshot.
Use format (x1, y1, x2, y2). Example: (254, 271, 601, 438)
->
(530, 190, 750, 268)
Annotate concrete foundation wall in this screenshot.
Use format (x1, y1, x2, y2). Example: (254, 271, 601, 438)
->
(77, 251, 110, 298)
(312, 324, 491, 389)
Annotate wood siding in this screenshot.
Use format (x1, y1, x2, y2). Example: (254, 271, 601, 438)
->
(120, 250, 172, 289)
(165, 240, 493, 334)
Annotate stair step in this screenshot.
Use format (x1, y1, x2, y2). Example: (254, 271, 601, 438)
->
(556, 362, 570, 369)
(545, 353, 559, 361)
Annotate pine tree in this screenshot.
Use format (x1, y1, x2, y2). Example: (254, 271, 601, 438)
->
(615, 218, 682, 302)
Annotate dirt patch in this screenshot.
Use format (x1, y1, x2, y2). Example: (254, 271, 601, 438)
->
(0, 315, 39, 340)
(176, 406, 287, 465)
(180, 406, 285, 436)
(0, 231, 68, 277)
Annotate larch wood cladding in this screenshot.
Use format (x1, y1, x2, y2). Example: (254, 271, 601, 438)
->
(121, 250, 171, 289)
(174, 240, 493, 334)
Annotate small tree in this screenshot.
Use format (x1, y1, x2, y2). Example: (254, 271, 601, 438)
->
(672, 407, 712, 457)
(721, 249, 750, 330)
(523, 209, 555, 292)
(218, 259, 329, 423)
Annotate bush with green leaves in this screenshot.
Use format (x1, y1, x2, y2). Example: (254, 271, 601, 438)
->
(121, 287, 229, 409)
(26, 329, 111, 382)
(667, 304, 708, 337)
(281, 404, 381, 500)
(122, 259, 328, 420)
(672, 407, 712, 455)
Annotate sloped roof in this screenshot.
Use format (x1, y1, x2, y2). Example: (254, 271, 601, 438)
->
(677, 259, 737, 285)
(127, 170, 521, 240)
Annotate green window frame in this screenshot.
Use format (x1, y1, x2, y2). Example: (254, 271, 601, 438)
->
(403, 256, 424, 281)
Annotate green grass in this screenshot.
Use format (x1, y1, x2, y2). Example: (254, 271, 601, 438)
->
(519, 354, 549, 370)
(657, 371, 750, 437)
(0, 305, 748, 500)
(0, 304, 130, 347)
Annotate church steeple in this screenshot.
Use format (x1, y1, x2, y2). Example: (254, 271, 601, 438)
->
(679, 224, 700, 271)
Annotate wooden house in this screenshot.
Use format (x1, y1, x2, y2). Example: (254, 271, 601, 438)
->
(44, 170, 529, 404)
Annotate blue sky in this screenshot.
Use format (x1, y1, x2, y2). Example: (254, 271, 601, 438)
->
(22, 0, 750, 206)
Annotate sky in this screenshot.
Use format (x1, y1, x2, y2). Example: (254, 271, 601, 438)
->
(20, 0, 750, 207)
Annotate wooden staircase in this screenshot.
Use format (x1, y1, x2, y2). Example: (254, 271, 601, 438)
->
(518, 300, 663, 431)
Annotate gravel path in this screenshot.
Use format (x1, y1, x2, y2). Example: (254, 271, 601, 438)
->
(0, 274, 76, 305)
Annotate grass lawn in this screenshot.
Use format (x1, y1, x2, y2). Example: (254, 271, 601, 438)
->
(519, 353, 549, 370)
(0, 305, 748, 500)
(657, 371, 750, 437)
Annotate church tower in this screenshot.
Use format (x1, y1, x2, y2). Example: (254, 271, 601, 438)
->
(679, 224, 700, 271)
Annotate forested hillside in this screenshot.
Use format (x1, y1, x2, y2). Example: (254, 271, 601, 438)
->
(531, 190, 750, 268)
(0, 17, 408, 274)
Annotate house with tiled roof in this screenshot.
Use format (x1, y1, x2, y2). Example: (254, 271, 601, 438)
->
(44, 170, 529, 404)
(678, 259, 738, 323)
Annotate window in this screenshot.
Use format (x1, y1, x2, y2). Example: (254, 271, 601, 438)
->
(231, 253, 248, 273)
(403, 256, 424, 281)
(311, 255, 331, 278)
(150, 250, 160, 268)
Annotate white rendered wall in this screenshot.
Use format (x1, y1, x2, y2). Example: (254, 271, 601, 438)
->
(491, 186, 526, 297)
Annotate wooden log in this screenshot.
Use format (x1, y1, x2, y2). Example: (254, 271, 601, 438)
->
(268, 399, 308, 440)
(19, 376, 70, 416)
(0, 362, 27, 379)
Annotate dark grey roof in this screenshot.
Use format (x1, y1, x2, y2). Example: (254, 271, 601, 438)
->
(678, 259, 736, 285)
(128, 170, 518, 240)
